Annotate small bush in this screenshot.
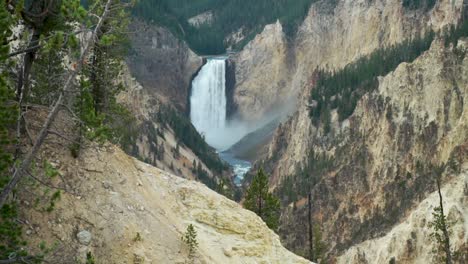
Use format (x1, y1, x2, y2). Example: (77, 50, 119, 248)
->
(182, 224, 198, 258)
(86, 252, 95, 264)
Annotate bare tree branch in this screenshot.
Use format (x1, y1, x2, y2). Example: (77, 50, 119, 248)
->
(25, 170, 74, 194)
(0, 0, 114, 208)
(23, 116, 34, 146)
(47, 129, 81, 144)
(7, 28, 91, 58)
(0, 256, 39, 264)
(59, 104, 84, 124)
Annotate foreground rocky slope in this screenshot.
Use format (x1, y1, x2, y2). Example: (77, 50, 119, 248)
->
(17, 109, 310, 263)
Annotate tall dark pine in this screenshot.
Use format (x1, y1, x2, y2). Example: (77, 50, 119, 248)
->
(244, 168, 280, 230)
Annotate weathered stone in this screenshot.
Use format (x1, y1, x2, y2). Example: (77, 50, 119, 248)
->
(77, 230, 92, 245)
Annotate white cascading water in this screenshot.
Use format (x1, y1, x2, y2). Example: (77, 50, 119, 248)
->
(190, 57, 252, 186)
(190, 58, 227, 150)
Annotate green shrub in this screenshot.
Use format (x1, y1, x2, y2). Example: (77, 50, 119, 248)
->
(182, 224, 198, 258)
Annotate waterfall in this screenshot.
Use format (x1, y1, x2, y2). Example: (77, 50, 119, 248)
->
(190, 57, 252, 186)
(190, 58, 227, 150)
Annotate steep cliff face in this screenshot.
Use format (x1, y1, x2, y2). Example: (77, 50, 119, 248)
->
(238, 0, 464, 179)
(278, 39, 468, 259)
(232, 21, 294, 122)
(121, 19, 233, 191)
(117, 66, 211, 181)
(16, 109, 311, 263)
(230, 0, 467, 260)
(127, 19, 202, 112)
(337, 165, 468, 264)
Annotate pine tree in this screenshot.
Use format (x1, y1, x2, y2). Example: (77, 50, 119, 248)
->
(0, 4, 24, 260)
(75, 0, 133, 145)
(182, 224, 198, 259)
(244, 168, 280, 230)
(313, 224, 327, 263)
(0, 1, 16, 189)
(429, 165, 454, 264)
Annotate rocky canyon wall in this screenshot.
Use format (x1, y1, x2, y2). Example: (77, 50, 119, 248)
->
(237, 0, 464, 178)
(232, 0, 467, 261)
(278, 39, 467, 260)
(127, 19, 203, 112)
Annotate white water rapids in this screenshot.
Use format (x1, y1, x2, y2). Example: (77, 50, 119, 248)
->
(190, 58, 251, 185)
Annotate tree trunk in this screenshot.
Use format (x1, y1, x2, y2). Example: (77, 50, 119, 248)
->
(257, 195, 262, 217)
(436, 176, 452, 264)
(16, 27, 41, 101)
(14, 28, 41, 159)
(0, 0, 114, 208)
(90, 43, 104, 114)
(308, 192, 315, 261)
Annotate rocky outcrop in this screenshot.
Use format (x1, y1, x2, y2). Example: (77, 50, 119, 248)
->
(188, 11, 214, 28)
(127, 19, 202, 112)
(17, 121, 311, 263)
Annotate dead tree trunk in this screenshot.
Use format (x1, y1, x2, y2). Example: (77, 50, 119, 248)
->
(14, 0, 56, 159)
(15, 28, 41, 101)
(308, 192, 314, 261)
(0, 0, 114, 208)
(14, 26, 42, 160)
(436, 175, 452, 264)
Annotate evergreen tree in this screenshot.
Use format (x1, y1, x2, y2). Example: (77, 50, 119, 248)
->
(69, 0, 136, 157)
(182, 224, 198, 259)
(429, 164, 454, 264)
(313, 224, 327, 263)
(0, 4, 25, 260)
(0, 1, 16, 189)
(173, 142, 180, 159)
(244, 168, 280, 230)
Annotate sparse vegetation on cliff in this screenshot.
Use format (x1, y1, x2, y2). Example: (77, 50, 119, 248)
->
(403, 0, 437, 11)
(156, 105, 228, 175)
(309, 30, 435, 125)
(276, 150, 333, 205)
(309, 19, 468, 128)
(132, 0, 317, 54)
